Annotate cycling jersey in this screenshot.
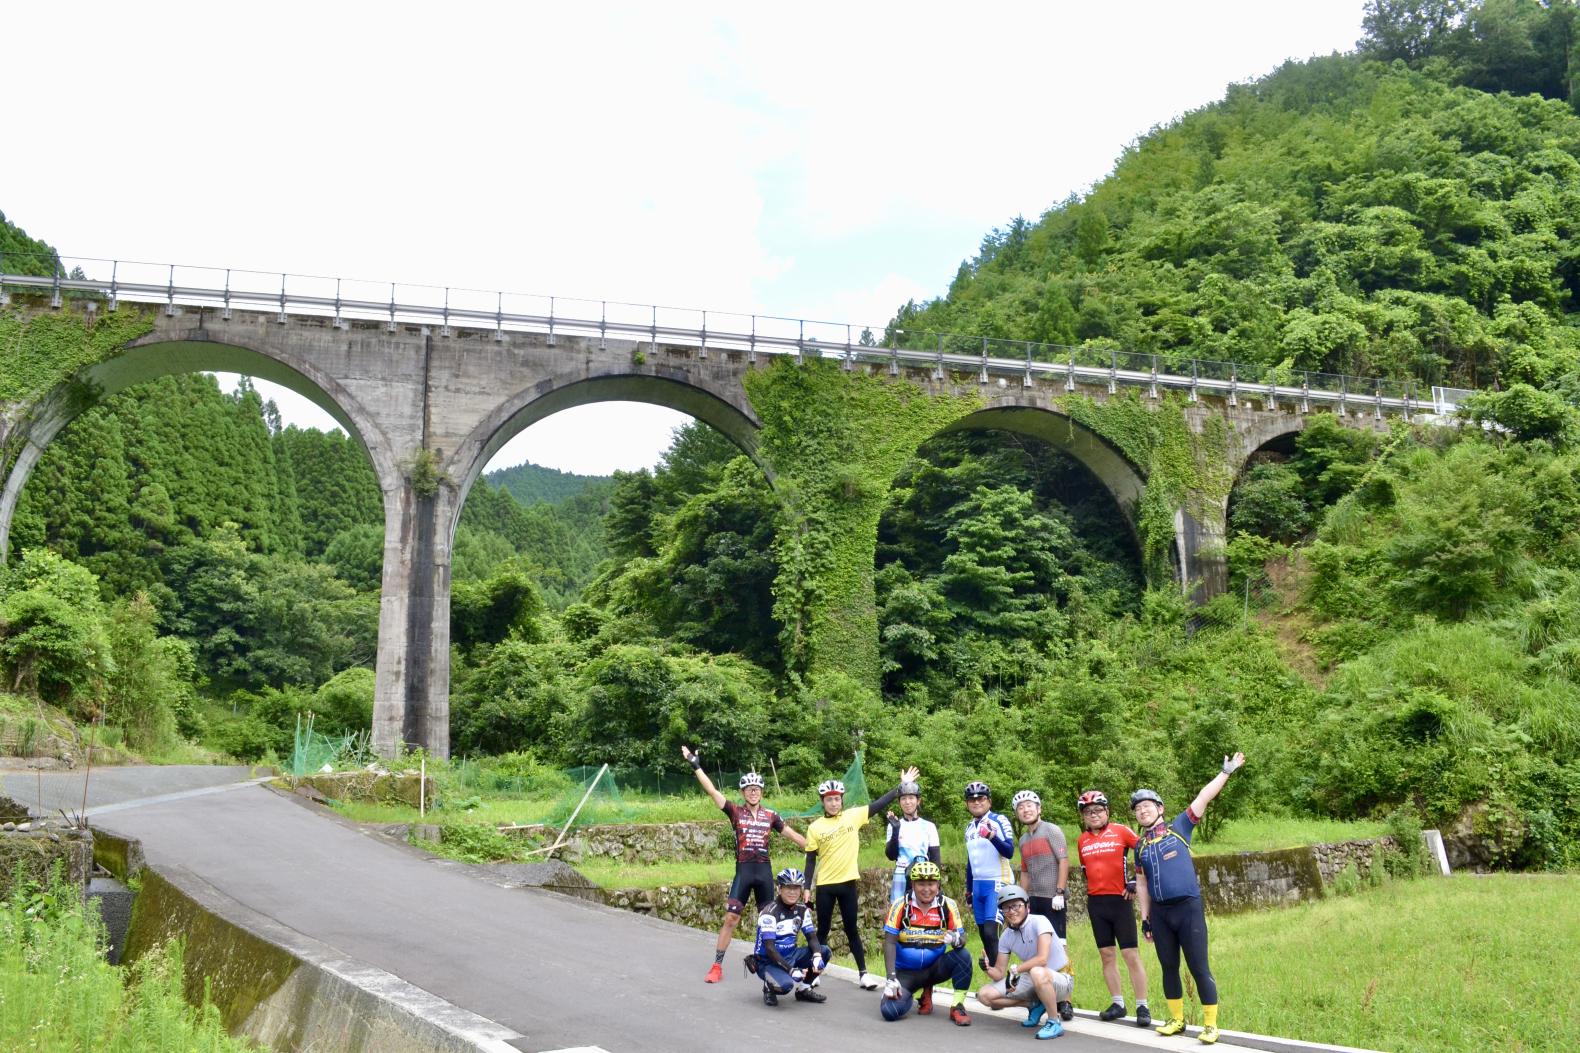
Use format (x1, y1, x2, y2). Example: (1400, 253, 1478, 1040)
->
(964, 811, 1015, 888)
(882, 893, 965, 972)
(1077, 822, 1138, 897)
(886, 816, 940, 899)
(999, 913, 1066, 971)
(805, 804, 870, 884)
(1135, 808, 1202, 903)
(721, 800, 786, 864)
(755, 899, 816, 963)
(1017, 820, 1067, 898)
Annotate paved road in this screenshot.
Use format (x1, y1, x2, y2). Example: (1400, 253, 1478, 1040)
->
(11, 766, 1170, 1053)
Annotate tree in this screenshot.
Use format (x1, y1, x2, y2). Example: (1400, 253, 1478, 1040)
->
(1359, 0, 1468, 62)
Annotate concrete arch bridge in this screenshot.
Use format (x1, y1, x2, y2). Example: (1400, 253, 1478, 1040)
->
(0, 262, 1425, 757)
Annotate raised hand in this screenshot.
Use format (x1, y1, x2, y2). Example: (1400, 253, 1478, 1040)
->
(1221, 752, 1246, 775)
(900, 765, 920, 784)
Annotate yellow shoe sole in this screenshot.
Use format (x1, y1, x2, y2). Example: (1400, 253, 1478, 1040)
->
(1156, 1020, 1187, 1037)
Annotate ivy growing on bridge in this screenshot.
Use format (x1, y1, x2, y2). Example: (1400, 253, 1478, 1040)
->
(1058, 391, 1234, 577)
(744, 360, 983, 691)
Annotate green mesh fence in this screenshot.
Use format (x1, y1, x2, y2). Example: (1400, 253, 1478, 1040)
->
(288, 714, 357, 777)
(786, 754, 868, 817)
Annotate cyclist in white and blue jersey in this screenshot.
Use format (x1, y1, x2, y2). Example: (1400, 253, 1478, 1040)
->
(883, 780, 941, 903)
(963, 780, 1015, 970)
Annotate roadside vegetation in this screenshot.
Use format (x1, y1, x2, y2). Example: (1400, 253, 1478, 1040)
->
(0, 872, 257, 1052)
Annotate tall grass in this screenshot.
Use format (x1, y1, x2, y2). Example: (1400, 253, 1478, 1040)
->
(1065, 874, 1579, 1053)
(0, 876, 257, 1052)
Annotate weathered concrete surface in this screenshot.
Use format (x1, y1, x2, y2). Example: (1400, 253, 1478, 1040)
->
(286, 770, 436, 808)
(122, 864, 519, 1053)
(0, 819, 93, 893)
(0, 302, 1394, 757)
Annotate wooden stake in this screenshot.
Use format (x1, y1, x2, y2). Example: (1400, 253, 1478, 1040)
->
(769, 757, 782, 796)
(420, 756, 426, 818)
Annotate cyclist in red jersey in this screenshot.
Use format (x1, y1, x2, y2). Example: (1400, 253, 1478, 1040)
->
(1075, 789, 1150, 1028)
(683, 745, 807, 983)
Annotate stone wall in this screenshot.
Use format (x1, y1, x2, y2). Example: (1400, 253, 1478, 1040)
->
(500, 820, 735, 865)
(0, 816, 94, 894)
(593, 837, 1409, 948)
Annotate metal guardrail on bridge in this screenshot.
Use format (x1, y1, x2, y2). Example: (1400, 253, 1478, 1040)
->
(0, 251, 1470, 418)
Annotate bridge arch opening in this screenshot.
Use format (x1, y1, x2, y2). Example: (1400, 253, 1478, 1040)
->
(873, 410, 1146, 703)
(445, 386, 780, 759)
(0, 338, 400, 564)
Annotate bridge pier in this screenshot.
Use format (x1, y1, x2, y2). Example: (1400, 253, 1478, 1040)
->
(372, 479, 456, 760)
(1176, 494, 1228, 601)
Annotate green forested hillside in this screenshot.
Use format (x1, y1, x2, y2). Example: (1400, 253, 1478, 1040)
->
(894, 22, 1580, 389)
(4, 1, 1580, 871)
(486, 460, 609, 506)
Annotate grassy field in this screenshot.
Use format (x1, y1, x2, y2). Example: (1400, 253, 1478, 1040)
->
(1058, 874, 1579, 1052)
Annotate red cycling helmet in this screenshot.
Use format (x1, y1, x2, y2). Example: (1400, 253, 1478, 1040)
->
(1076, 790, 1109, 812)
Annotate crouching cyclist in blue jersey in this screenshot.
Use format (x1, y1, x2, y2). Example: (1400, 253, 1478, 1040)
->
(750, 868, 829, 1007)
(879, 860, 974, 1027)
(963, 780, 1015, 971)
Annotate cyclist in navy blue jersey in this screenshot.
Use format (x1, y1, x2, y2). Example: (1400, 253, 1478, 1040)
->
(751, 868, 829, 1007)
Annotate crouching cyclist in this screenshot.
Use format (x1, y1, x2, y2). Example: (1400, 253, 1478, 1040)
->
(751, 868, 829, 1007)
(976, 884, 1074, 1041)
(879, 859, 974, 1027)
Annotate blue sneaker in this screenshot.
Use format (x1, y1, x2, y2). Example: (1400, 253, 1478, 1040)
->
(1036, 1018, 1065, 1040)
(1021, 1002, 1048, 1029)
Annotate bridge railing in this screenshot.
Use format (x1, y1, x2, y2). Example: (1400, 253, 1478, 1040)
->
(0, 250, 1472, 418)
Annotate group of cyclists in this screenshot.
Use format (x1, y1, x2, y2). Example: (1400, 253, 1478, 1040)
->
(683, 743, 1248, 1043)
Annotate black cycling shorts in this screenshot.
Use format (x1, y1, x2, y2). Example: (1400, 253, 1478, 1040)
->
(1087, 893, 1138, 950)
(727, 862, 774, 914)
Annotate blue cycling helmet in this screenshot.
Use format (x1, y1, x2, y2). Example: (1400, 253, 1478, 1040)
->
(776, 867, 807, 887)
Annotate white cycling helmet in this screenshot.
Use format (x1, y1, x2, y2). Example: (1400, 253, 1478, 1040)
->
(740, 772, 766, 790)
(817, 779, 846, 798)
(1011, 790, 1041, 809)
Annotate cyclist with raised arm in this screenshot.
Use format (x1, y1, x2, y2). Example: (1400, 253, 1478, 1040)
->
(751, 867, 829, 1007)
(1133, 752, 1246, 1045)
(962, 780, 1015, 971)
(884, 779, 941, 902)
(1076, 789, 1150, 1028)
(682, 744, 806, 983)
(804, 764, 920, 991)
(975, 883, 1073, 1040)
(1014, 789, 1074, 1022)
(878, 859, 974, 1026)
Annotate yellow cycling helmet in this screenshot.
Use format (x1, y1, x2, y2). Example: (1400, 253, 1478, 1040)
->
(908, 859, 942, 881)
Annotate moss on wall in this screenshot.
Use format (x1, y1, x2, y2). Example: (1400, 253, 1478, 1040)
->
(123, 868, 299, 1034)
(744, 361, 984, 690)
(1058, 391, 1233, 576)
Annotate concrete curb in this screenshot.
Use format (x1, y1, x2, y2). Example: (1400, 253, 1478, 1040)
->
(131, 860, 527, 1053)
(814, 961, 1382, 1053)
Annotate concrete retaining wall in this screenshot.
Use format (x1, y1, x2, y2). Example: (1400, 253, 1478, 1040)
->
(121, 861, 520, 1052)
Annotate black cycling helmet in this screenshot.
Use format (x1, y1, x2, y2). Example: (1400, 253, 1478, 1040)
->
(963, 780, 991, 800)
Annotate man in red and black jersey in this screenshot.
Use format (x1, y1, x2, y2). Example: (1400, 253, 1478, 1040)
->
(683, 745, 807, 983)
(1075, 789, 1151, 1028)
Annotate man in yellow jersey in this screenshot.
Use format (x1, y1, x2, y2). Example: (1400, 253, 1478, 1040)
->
(805, 764, 920, 990)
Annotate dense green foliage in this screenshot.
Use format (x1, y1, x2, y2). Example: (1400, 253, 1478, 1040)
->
(890, 22, 1580, 391)
(0, 874, 255, 1052)
(8, 3, 1580, 873)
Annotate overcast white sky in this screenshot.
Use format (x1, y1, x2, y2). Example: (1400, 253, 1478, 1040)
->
(7, 2, 1368, 476)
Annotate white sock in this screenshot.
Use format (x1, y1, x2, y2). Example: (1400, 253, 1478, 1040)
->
(1112, 996, 1125, 1006)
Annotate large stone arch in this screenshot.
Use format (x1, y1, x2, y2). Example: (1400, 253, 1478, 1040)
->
(0, 336, 399, 562)
(935, 403, 1148, 562)
(445, 368, 763, 533)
